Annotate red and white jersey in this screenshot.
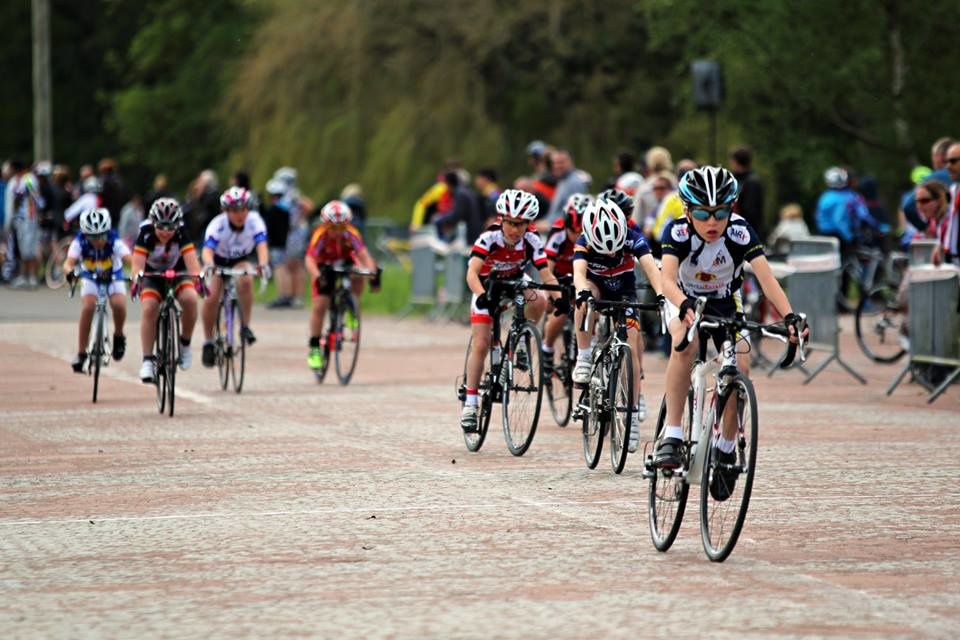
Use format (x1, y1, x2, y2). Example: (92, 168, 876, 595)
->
(470, 224, 548, 279)
(544, 223, 575, 277)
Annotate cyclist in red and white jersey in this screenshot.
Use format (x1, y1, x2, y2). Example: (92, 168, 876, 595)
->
(460, 189, 568, 432)
(199, 186, 271, 367)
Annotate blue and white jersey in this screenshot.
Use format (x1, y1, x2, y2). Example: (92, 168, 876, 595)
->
(661, 214, 764, 300)
(67, 229, 129, 275)
(573, 226, 650, 293)
(203, 212, 268, 259)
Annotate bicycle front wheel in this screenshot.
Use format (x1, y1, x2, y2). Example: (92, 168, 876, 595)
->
(460, 336, 492, 453)
(501, 323, 544, 456)
(700, 374, 758, 562)
(855, 286, 906, 363)
(91, 310, 105, 403)
(215, 300, 229, 390)
(155, 314, 167, 413)
(546, 325, 574, 427)
(648, 393, 691, 552)
(231, 300, 246, 393)
(166, 306, 179, 417)
(335, 293, 361, 385)
(45, 237, 72, 290)
(608, 345, 634, 474)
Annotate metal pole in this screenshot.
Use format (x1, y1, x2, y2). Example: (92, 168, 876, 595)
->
(710, 109, 717, 166)
(32, 0, 53, 162)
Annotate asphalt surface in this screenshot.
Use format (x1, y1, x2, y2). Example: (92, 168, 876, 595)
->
(1, 286, 958, 638)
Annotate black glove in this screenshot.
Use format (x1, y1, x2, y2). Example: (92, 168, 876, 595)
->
(656, 294, 666, 307)
(475, 292, 492, 310)
(370, 267, 382, 292)
(679, 296, 698, 320)
(552, 296, 570, 316)
(575, 289, 593, 308)
(66, 271, 77, 286)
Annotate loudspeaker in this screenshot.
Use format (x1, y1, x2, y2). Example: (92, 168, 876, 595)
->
(691, 60, 723, 109)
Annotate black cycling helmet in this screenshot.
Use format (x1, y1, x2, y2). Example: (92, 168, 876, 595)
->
(677, 166, 740, 207)
(598, 188, 634, 217)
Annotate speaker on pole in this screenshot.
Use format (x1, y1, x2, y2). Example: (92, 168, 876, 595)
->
(691, 60, 723, 110)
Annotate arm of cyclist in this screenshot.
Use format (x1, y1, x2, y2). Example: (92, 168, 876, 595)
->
(536, 264, 568, 315)
(466, 256, 493, 309)
(748, 254, 807, 342)
(354, 247, 381, 291)
(637, 253, 664, 299)
(62, 235, 82, 285)
(660, 254, 696, 327)
(256, 240, 271, 280)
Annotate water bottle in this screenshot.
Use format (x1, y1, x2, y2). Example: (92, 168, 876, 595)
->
(491, 345, 501, 367)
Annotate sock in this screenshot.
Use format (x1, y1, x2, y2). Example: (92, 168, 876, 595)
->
(143, 355, 156, 362)
(716, 435, 736, 453)
(465, 388, 478, 407)
(309, 336, 321, 348)
(664, 425, 683, 441)
(203, 339, 214, 346)
(180, 336, 191, 347)
(577, 346, 592, 363)
(541, 344, 554, 354)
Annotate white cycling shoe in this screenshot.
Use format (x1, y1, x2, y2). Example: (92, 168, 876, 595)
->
(572, 360, 591, 385)
(139, 358, 156, 384)
(179, 346, 192, 370)
(627, 394, 646, 453)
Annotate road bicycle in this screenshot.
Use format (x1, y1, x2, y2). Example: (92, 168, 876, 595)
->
(854, 252, 909, 363)
(139, 269, 200, 416)
(68, 269, 128, 403)
(313, 266, 378, 385)
(456, 278, 565, 455)
(544, 277, 576, 427)
(645, 297, 806, 561)
(572, 297, 663, 474)
(211, 267, 265, 393)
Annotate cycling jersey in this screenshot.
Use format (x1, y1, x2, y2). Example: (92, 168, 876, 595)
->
(544, 221, 575, 277)
(470, 224, 548, 279)
(661, 214, 764, 300)
(202, 212, 267, 259)
(68, 229, 129, 275)
(134, 221, 195, 270)
(573, 226, 650, 295)
(306, 223, 367, 265)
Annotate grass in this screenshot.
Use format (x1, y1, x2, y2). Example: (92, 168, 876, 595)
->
(255, 263, 412, 315)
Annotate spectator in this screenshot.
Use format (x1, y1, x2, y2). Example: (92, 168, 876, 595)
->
(72, 164, 94, 200)
(527, 141, 557, 204)
(473, 168, 500, 237)
(7, 160, 45, 288)
(145, 174, 172, 211)
(50, 165, 72, 237)
(34, 161, 58, 265)
(644, 172, 680, 255)
(0, 160, 11, 281)
(432, 171, 480, 243)
(902, 136, 954, 229)
(767, 203, 810, 257)
(183, 169, 221, 244)
(340, 183, 367, 236)
(729, 145, 766, 238)
(264, 179, 294, 308)
(274, 167, 312, 308)
(904, 181, 948, 255)
(98, 158, 128, 223)
(932, 142, 960, 266)
(634, 146, 674, 226)
(117, 194, 145, 250)
(546, 148, 588, 223)
(65, 176, 102, 225)
(410, 160, 459, 234)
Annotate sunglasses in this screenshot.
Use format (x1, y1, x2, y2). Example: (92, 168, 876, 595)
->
(155, 223, 178, 231)
(689, 206, 731, 221)
(226, 206, 247, 212)
(947, 157, 960, 165)
(915, 197, 935, 205)
(87, 232, 109, 241)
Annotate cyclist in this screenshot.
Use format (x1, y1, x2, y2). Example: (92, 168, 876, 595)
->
(572, 194, 664, 453)
(200, 186, 271, 367)
(62, 208, 131, 373)
(460, 189, 569, 432)
(130, 198, 204, 383)
(542, 193, 592, 370)
(304, 200, 381, 372)
(654, 166, 806, 500)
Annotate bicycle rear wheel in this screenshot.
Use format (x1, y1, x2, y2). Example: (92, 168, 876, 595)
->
(460, 337, 492, 453)
(335, 293, 361, 385)
(166, 306, 179, 416)
(231, 300, 246, 393)
(501, 323, 543, 456)
(546, 324, 574, 427)
(155, 314, 167, 413)
(648, 392, 691, 552)
(91, 310, 104, 403)
(216, 300, 229, 390)
(700, 374, 758, 562)
(45, 237, 72, 290)
(608, 345, 634, 474)
(855, 286, 906, 363)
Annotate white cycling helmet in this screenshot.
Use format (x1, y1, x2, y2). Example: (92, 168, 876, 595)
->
(496, 188, 539, 221)
(614, 171, 643, 196)
(824, 166, 848, 189)
(320, 199, 353, 224)
(582, 199, 627, 255)
(80, 207, 111, 236)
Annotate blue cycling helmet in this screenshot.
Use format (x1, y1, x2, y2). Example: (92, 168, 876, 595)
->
(678, 166, 739, 207)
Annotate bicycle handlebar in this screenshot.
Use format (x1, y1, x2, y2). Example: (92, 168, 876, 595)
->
(578, 297, 665, 333)
(68, 269, 130, 298)
(326, 266, 379, 277)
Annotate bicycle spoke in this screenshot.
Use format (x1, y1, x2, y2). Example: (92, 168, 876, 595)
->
(502, 324, 543, 456)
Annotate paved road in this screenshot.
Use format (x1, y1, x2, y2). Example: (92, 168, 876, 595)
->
(2, 287, 958, 638)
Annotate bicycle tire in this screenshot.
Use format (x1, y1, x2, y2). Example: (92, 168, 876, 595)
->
(166, 305, 179, 416)
(232, 299, 246, 393)
(460, 336, 492, 452)
(501, 322, 544, 456)
(91, 309, 104, 403)
(700, 374, 758, 562)
(648, 392, 691, 552)
(581, 385, 605, 469)
(855, 286, 906, 363)
(336, 292, 361, 385)
(216, 299, 229, 390)
(45, 236, 72, 290)
(608, 345, 634, 474)
(546, 322, 574, 427)
(155, 313, 167, 414)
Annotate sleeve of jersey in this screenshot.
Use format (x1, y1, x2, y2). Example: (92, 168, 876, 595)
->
(67, 237, 82, 260)
(741, 223, 765, 260)
(114, 239, 131, 258)
(572, 236, 590, 261)
(133, 228, 151, 256)
(470, 234, 491, 259)
(544, 233, 561, 258)
(527, 233, 548, 268)
(306, 228, 324, 259)
(251, 213, 268, 244)
(349, 228, 367, 255)
(628, 229, 651, 258)
(180, 229, 196, 255)
(660, 221, 688, 259)
(202, 221, 219, 250)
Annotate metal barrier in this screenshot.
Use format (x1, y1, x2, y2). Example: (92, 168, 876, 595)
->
(786, 252, 865, 385)
(886, 266, 960, 402)
(401, 229, 440, 315)
(908, 239, 938, 266)
(788, 236, 841, 258)
(439, 224, 471, 321)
